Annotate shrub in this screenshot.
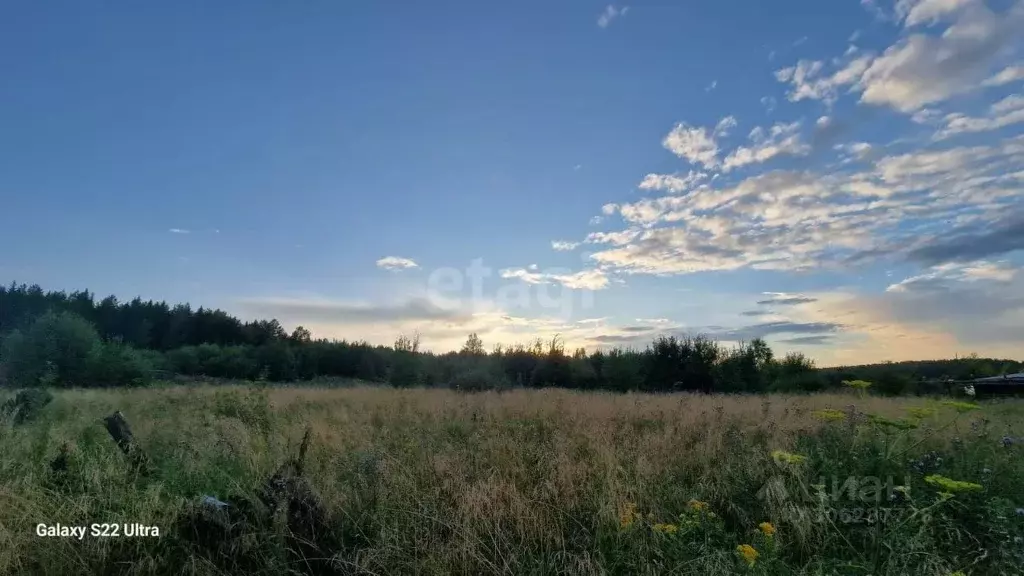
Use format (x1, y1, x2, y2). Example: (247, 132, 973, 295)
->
(0, 311, 100, 387)
(86, 342, 153, 387)
(0, 388, 54, 424)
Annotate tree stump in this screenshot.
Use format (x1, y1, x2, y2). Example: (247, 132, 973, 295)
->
(103, 411, 150, 473)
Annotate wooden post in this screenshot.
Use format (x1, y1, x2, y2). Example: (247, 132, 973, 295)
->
(103, 411, 150, 473)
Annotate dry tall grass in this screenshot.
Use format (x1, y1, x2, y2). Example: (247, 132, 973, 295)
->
(1, 385, 1021, 575)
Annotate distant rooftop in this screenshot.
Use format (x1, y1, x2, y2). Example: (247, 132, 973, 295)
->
(969, 373, 1024, 383)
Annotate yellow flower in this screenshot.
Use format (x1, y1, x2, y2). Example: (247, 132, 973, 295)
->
(736, 544, 759, 567)
(812, 408, 846, 421)
(758, 521, 776, 537)
(652, 523, 678, 534)
(771, 450, 807, 465)
(941, 400, 980, 413)
(906, 407, 937, 419)
(687, 499, 710, 512)
(619, 502, 639, 529)
(925, 475, 983, 493)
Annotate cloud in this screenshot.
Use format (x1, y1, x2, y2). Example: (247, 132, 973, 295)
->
(706, 320, 843, 342)
(499, 267, 610, 290)
(905, 211, 1024, 265)
(740, 310, 773, 317)
(760, 96, 777, 113)
(169, 228, 190, 234)
(239, 297, 473, 324)
(896, 0, 976, 27)
(796, 263, 1024, 363)
(661, 116, 736, 169)
(756, 293, 818, 306)
(722, 121, 809, 171)
(774, 1, 1024, 113)
(862, 0, 895, 22)
(793, 36, 809, 47)
(376, 256, 419, 271)
(597, 4, 628, 28)
(983, 65, 1024, 87)
(775, 56, 872, 105)
(551, 240, 581, 251)
(779, 335, 835, 345)
(706, 80, 718, 92)
(834, 141, 874, 161)
(637, 171, 708, 194)
(938, 94, 1024, 138)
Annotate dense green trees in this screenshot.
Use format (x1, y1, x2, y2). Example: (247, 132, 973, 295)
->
(1, 282, 1020, 392)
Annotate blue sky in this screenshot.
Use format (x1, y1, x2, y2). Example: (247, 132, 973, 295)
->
(2, 0, 1023, 365)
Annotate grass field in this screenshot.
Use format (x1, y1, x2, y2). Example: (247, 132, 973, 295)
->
(1, 384, 1022, 575)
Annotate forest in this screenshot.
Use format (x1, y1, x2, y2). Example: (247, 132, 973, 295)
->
(1, 282, 1020, 393)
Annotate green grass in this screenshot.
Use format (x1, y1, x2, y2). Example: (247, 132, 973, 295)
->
(1, 384, 1022, 575)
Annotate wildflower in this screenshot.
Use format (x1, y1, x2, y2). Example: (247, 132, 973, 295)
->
(758, 521, 776, 537)
(687, 499, 710, 512)
(906, 407, 937, 419)
(736, 544, 759, 567)
(771, 450, 807, 465)
(924, 474, 984, 493)
(652, 523, 678, 534)
(812, 409, 846, 422)
(619, 502, 639, 529)
(941, 400, 980, 413)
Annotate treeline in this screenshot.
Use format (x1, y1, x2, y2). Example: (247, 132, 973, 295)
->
(0, 282, 1019, 393)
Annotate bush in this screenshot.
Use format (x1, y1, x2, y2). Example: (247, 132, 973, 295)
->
(86, 342, 153, 387)
(0, 311, 100, 387)
(0, 388, 54, 424)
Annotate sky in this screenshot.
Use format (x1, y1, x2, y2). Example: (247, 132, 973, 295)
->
(1, 0, 1023, 366)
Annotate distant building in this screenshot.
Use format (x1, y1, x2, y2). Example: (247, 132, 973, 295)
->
(965, 373, 1024, 397)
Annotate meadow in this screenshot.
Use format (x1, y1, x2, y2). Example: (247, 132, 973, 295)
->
(1, 384, 1022, 576)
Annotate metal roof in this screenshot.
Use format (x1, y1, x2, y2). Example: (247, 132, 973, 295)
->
(969, 373, 1024, 383)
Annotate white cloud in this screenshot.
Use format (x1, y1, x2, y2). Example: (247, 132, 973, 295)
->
(834, 141, 874, 161)
(775, 1, 1024, 113)
(500, 267, 610, 290)
(551, 240, 581, 251)
(637, 171, 708, 193)
(169, 228, 190, 234)
(861, 0, 894, 21)
(983, 65, 1024, 87)
(722, 121, 809, 171)
(896, 0, 976, 27)
(776, 56, 871, 105)
(911, 108, 943, 124)
(582, 132, 1024, 276)
(760, 96, 777, 113)
(376, 256, 419, 271)
(706, 80, 718, 92)
(662, 123, 722, 169)
(938, 94, 1024, 138)
(597, 4, 628, 28)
